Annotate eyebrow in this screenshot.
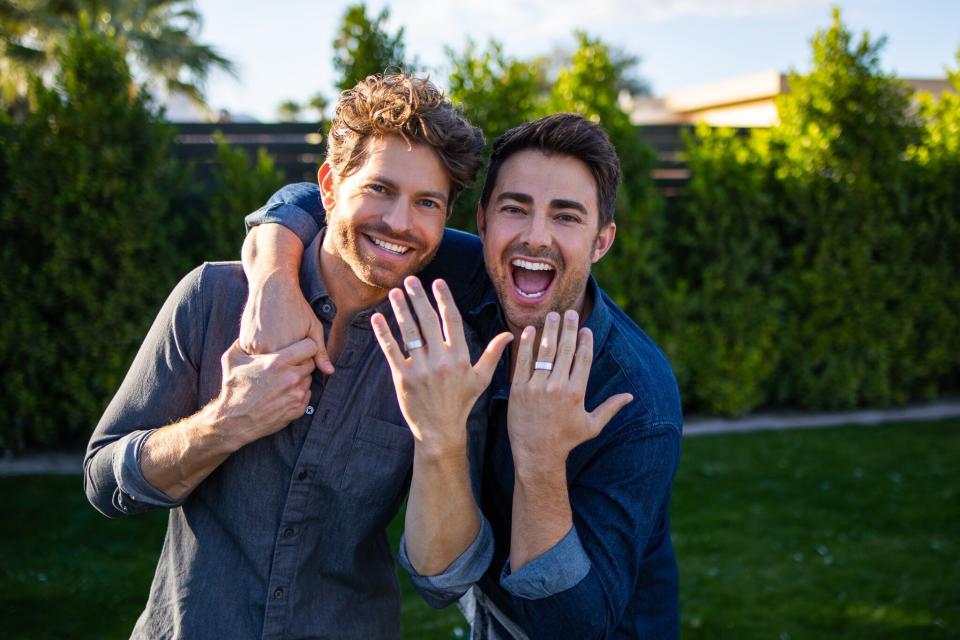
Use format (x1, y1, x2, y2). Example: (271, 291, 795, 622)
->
(372, 175, 448, 205)
(496, 191, 587, 215)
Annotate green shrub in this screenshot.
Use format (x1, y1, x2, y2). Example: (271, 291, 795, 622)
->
(665, 126, 784, 414)
(0, 24, 185, 449)
(771, 9, 918, 409)
(901, 53, 960, 398)
(197, 131, 285, 262)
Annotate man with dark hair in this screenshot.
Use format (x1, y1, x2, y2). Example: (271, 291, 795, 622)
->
(243, 113, 683, 638)
(83, 74, 503, 639)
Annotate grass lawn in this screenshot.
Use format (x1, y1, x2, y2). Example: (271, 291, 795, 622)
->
(1, 419, 957, 638)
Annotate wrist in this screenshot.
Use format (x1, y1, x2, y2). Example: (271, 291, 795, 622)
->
(200, 396, 247, 454)
(512, 446, 568, 481)
(412, 431, 469, 466)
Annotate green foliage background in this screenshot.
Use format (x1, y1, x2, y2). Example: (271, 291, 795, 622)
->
(0, 24, 283, 449)
(674, 10, 960, 414)
(0, 8, 958, 449)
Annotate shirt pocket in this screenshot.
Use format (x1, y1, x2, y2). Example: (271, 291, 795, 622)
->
(339, 416, 414, 502)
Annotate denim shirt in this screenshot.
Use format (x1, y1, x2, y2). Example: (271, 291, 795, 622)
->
(248, 183, 684, 639)
(84, 234, 493, 639)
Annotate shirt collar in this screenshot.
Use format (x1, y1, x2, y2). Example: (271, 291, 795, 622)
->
(299, 231, 331, 307)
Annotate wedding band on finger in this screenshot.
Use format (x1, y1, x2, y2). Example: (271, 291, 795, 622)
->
(405, 338, 424, 351)
(534, 361, 554, 371)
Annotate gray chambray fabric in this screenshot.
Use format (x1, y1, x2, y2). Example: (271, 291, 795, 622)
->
(84, 234, 490, 640)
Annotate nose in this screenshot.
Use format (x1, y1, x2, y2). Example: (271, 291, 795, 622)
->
(380, 198, 414, 234)
(519, 211, 550, 250)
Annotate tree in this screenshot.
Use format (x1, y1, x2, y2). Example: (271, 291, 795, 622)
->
(332, 3, 410, 92)
(0, 0, 234, 106)
(771, 8, 918, 408)
(0, 23, 185, 449)
(201, 131, 285, 262)
(276, 99, 302, 122)
(444, 38, 549, 230)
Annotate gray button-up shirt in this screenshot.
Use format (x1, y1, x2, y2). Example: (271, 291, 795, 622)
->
(84, 234, 493, 639)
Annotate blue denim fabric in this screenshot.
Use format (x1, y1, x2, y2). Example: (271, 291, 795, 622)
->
(247, 183, 684, 639)
(84, 233, 492, 639)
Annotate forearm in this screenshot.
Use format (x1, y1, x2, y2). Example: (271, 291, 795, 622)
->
(510, 460, 574, 572)
(404, 442, 480, 575)
(139, 399, 240, 501)
(241, 223, 303, 286)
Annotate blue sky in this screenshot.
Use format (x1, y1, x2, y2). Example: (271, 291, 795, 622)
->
(191, 0, 960, 121)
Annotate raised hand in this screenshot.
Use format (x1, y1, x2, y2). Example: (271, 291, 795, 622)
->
(507, 310, 633, 472)
(371, 276, 513, 456)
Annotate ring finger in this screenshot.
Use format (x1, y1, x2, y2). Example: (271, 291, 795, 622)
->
(388, 288, 424, 358)
(532, 311, 561, 377)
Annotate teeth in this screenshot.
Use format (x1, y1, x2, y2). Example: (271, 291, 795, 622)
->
(517, 288, 546, 299)
(511, 258, 553, 271)
(370, 236, 409, 254)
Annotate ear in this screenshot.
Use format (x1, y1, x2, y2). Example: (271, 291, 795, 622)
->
(592, 222, 616, 263)
(317, 162, 336, 212)
(476, 203, 487, 241)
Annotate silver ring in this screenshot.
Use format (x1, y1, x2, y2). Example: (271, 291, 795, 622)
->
(534, 361, 553, 371)
(405, 338, 424, 351)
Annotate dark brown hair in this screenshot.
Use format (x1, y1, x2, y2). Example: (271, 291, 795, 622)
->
(327, 73, 484, 209)
(479, 113, 622, 227)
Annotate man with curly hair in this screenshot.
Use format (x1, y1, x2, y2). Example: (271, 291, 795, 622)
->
(84, 74, 501, 639)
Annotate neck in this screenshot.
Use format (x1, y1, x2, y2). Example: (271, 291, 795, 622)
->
(318, 233, 387, 320)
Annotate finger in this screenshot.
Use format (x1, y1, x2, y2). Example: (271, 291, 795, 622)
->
(277, 337, 319, 365)
(512, 326, 536, 385)
(433, 279, 468, 356)
(552, 310, 580, 380)
(569, 328, 594, 391)
(532, 312, 561, 378)
(291, 360, 316, 380)
(474, 332, 513, 387)
(308, 316, 334, 375)
(587, 393, 634, 438)
(404, 276, 444, 350)
(371, 312, 406, 372)
(388, 288, 424, 356)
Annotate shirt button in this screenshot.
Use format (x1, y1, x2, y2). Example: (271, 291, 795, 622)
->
(273, 588, 284, 600)
(282, 527, 295, 539)
(321, 303, 332, 313)
(305, 405, 315, 415)
(297, 471, 308, 481)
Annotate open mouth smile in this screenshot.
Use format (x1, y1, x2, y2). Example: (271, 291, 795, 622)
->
(365, 234, 411, 256)
(509, 257, 556, 301)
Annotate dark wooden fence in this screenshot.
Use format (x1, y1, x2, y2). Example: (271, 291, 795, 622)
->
(172, 122, 691, 196)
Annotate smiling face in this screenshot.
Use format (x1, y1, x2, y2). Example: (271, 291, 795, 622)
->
(478, 149, 616, 334)
(320, 134, 449, 303)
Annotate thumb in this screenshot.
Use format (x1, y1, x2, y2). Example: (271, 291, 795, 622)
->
(473, 332, 513, 386)
(308, 316, 334, 375)
(587, 393, 633, 438)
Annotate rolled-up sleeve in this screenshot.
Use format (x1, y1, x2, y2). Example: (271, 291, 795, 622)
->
(397, 515, 495, 608)
(496, 422, 682, 639)
(83, 266, 207, 518)
(500, 526, 591, 599)
(244, 183, 326, 247)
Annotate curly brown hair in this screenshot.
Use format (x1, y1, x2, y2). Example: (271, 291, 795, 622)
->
(326, 73, 484, 209)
